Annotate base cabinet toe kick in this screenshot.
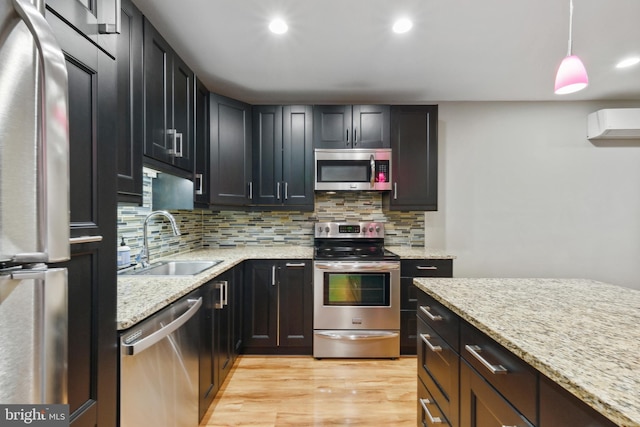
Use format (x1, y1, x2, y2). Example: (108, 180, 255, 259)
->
(415, 288, 619, 427)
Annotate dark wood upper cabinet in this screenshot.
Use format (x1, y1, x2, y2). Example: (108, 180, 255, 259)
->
(313, 105, 390, 149)
(194, 78, 210, 207)
(209, 93, 252, 207)
(252, 105, 314, 210)
(383, 105, 438, 211)
(143, 18, 194, 173)
(116, 0, 143, 203)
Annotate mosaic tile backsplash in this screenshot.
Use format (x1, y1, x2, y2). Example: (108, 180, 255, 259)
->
(117, 175, 425, 261)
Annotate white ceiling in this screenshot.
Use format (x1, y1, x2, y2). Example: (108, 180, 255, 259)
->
(131, 0, 640, 104)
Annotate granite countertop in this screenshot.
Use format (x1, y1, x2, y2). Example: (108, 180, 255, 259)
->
(118, 245, 455, 330)
(117, 246, 313, 330)
(386, 246, 456, 259)
(413, 277, 640, 427)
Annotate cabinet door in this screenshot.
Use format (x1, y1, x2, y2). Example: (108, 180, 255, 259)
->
(48, 10, 117, 427)
(198, 282, 217, 420)
(194, 78, 209, 206)
(278, 261, 313, 352)
(539, 375, 617, 427)
(384, 105, 438, 211)
(215, 271, 233, 386)
(116, 0, 143, 203)
(313, 105, 352, 148)
(210, 93, 252, 206)
(46, 0, 117, 57)
(243, 260, 278, 349)
(460, 361, 534, 427)
(352, 105, 390, 148)
(252, 105, 283, 205)
(143, 19, 172, 165)
(170, 54, 194, 171)
(282, 105, 314, 209)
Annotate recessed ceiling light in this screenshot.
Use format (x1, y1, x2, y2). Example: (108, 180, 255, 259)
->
(616, 57, 640, 69)
(392, 18, 413, 34)
(269, 18, 288, 35)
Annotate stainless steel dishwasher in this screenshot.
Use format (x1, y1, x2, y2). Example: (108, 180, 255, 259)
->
(120, 293, 202, 427)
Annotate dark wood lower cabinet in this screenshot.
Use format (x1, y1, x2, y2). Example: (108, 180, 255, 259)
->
(243, 260, 313, 354)
(199, 267, 241, 421)
(47, 7, 117, 427)
(460, 361, 534, 427)
(416, 287, 620, 427)
(401, 259, 453, 355)
(539, 375, 617, 427)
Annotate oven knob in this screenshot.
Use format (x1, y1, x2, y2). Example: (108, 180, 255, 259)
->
(325, 226, 330, 233)
(368, 227, 374, 232)
(375, 226, 380, 232)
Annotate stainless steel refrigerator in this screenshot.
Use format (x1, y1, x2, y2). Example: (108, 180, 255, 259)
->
(0, 0, 70, 405)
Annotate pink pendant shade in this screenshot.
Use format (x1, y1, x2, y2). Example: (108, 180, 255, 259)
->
(554, 55, 589, 94)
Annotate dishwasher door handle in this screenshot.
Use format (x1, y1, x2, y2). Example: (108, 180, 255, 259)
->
(122, 297, 202, 356)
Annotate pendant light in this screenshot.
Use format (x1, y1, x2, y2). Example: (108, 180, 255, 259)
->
(554, 0, 588, 95)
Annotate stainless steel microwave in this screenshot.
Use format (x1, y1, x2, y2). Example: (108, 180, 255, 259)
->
(314, 148, 392, 191)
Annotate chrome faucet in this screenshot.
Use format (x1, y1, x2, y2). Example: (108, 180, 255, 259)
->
(140, 210, 181, 267)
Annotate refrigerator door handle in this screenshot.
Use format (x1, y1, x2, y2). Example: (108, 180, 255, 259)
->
(11, 0, 70, 263)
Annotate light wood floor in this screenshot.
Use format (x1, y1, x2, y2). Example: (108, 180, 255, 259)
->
(199, 355, 417, 426)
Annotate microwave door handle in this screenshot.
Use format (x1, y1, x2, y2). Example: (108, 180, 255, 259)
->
(370, 155, 375, 188)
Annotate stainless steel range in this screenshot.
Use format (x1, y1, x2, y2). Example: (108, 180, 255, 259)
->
(313, 222, 400, 358)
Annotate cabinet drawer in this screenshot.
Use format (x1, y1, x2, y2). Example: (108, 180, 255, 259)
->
(460, 321, 537, 425)
(418, 377, 452, 427)
(418, 318, 459, 426)
(401, 259, 452, 277)
(460, 360, 534, 427)
(417, 292, 459, 352)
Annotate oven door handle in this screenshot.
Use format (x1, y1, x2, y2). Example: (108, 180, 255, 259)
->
(314, 262, 400, 271)
(315, 331, 399, 341)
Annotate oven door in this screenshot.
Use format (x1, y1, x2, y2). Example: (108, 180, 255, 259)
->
(313, 261, 400, 330)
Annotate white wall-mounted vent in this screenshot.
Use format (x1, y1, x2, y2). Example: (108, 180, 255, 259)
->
(587, 108, 640, 140)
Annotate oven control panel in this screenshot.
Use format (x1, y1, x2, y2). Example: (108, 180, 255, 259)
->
(315, 222, 385, 238)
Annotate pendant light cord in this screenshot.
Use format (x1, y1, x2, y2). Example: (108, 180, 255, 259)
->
(567, 0, 574, 56)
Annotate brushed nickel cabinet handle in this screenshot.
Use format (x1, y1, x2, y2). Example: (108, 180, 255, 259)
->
(285, 262, 306, 268)
(194, 174, 203, 195)
(277, 182, 281, 200)
(419, 305, 443, 321)
(393, 182, 398, 199)
(70, 236, 103, 245)
(417, 266, 438, 270)
(465, 345, 508, 375)
(420, 334, 442, 352)
(419, 398, 443, 424)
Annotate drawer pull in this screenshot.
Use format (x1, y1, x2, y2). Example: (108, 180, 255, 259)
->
(420, 334, 442, 352)
(465, 345, 508, 375)
(419, 305, 443, 321)
(419, 398, 443, 424)
(417, 266, 438, 270)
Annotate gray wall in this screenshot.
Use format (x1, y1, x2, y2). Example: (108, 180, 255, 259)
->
(426, 101, 640, 290)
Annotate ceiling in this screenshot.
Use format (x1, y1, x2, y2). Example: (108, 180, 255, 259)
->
(131, 0, 640, 104)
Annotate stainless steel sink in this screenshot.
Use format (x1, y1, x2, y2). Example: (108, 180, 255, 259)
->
(120, 260, 222, 276)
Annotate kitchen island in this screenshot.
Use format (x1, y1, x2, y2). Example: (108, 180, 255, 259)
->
(414, 277, 640, 427)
